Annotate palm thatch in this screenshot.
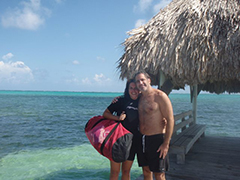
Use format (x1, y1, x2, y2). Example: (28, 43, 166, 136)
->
(118, 0, 240, 94)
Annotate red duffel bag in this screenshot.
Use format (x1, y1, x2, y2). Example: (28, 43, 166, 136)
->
(85, 115, 133, 162)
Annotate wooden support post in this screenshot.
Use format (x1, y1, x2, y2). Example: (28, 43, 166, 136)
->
(192, 85, 198, 124)
(177, 154, 185, 164)
(158, 70, 166, 89)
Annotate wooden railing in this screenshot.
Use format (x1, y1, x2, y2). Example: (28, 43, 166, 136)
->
(172, 110, 194, 137)
(170, 110, 206, 164)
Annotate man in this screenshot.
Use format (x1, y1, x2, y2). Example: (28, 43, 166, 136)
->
(134, 71, 174, 180)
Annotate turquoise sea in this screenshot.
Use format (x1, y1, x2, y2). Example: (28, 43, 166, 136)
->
(0, 91, 239, 180)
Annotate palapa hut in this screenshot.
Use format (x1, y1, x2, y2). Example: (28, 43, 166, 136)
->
(117, 0, 240, 173)
(118, 0, 240, 95)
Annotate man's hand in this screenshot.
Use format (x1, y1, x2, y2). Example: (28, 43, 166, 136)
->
(157, 142, 169, 159)
(112, 96, 120, 104)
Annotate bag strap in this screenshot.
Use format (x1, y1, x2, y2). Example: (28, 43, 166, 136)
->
(91, 118, 106, 129)
(100, 122, 120, 155)
(85, 117, 106, 130)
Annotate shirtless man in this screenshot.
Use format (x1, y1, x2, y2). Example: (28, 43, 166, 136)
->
(134, 71, 174, 180)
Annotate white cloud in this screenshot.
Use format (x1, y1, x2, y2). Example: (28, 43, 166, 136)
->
(2, 53, 14, 60)
(72, 60, 80, 65)
(94, 73, 111, 84)
(134, 0, 153, 13)
(63, 73, 80, 84)
(96, 56, 105, 62)
(153, 0, 171, 13)
(134, 0, 172, 15)
(82, 78, 91, 85)
(66, 77, 79, 84)
(135, 19, 146, 28)
(0, 61, 34, 84)
(81, 73, 111, 86)
(1, 0, 51, 30)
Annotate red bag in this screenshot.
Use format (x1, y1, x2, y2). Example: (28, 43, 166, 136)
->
(85, 115, 133, 162)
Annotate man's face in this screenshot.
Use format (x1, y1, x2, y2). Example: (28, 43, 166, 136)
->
(135, 73, 150, 92)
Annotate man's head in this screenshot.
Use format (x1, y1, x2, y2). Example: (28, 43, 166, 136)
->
(134, 71, 151, 92)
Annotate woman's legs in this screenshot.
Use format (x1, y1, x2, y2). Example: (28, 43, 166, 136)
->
(142, 166, 153, 180)
(121, 160, 134, 180)
(110, 161, 121, 180)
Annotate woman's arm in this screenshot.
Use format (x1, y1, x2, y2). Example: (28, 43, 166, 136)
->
(103, 108, 126, 121)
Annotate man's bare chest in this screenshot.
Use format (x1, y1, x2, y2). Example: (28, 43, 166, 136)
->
(139, 97, 159, 114)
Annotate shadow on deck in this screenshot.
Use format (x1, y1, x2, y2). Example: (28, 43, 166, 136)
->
(136, 136, 240, 180)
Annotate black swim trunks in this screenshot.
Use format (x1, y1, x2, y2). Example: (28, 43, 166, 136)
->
(137, 133, 169, 172)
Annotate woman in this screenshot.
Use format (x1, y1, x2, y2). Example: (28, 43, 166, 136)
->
(103, 79, 139, 180)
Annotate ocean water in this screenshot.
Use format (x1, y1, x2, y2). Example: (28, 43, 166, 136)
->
(0, 91, 239, 180)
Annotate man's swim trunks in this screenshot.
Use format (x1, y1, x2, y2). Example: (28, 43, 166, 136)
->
(137, 133, 169, 172)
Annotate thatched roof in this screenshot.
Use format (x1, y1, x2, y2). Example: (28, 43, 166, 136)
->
(118, 0, 240, 94)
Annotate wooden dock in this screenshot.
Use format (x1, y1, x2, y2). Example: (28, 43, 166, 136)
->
(136, 136, 240, 180)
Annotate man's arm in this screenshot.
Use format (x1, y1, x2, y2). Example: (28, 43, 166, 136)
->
(157, 92, 174, 159)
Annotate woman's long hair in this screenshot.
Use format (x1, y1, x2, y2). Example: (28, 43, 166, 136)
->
(123, 79, 135, 101)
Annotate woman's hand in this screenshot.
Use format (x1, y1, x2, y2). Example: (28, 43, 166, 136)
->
(119, 111, 126, 121)
(162, 118, 167, 127)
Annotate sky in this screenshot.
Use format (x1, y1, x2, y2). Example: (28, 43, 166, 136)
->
(0, 0, 173, 92)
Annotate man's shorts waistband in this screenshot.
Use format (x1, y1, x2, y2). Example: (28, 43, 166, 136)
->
(140, 133, 165, 139)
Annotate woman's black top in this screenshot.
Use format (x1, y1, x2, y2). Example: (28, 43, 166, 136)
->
(107, 96, 139, 135)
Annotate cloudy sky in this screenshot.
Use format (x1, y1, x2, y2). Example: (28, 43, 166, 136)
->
(0, 0, 172, 92)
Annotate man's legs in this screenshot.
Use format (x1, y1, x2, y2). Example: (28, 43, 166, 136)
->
(153, 172, 165, 180)
(142, 166, 153, 180)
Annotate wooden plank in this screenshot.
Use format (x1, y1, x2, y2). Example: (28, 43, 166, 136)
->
(174, 110, 192, 121)
(183, 125, 206, 153)
(166, 136, 240, 180)
(169, 145, 184, 154)
(173, 117, 194, 133)
(136, 136, 240, 180)
(171, 124, 196, 144)
(180, 125, 205, 146)
(171, 124, 199, 145)
(172, 125, 205, 152)
(173, 124, 205, 146)
(169, 124, 206, 163)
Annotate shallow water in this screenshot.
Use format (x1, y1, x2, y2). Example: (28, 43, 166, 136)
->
(0, 91, 239, 179)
